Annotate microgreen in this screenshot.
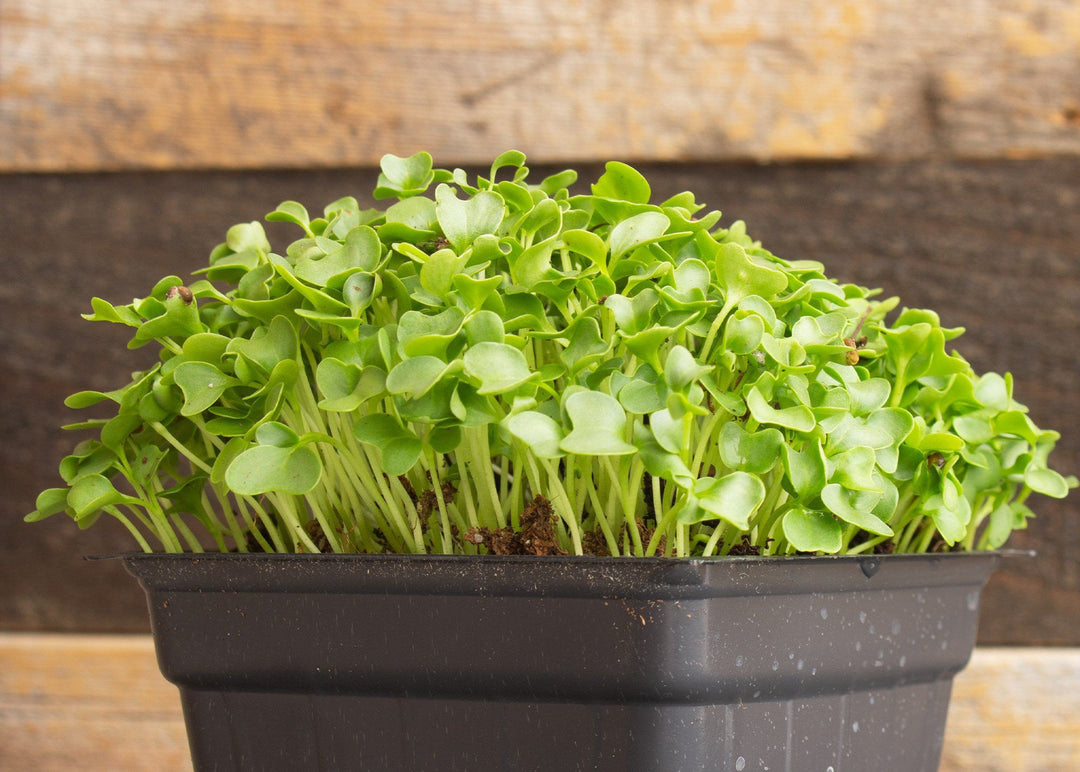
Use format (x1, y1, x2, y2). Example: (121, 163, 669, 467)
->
(27, 153, 1075, 556)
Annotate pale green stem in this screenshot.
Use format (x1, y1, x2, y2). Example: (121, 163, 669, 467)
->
(150, 422, 214, 475)
(104, 505, 155, 553)
(171, 515, 205, 552)
(602, 456, 642, 556)
(243, 496, 291, 552)
(540, 459, 583, 555)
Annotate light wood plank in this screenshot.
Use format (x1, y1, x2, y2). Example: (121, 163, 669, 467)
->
(1, 635, 1077, 770)
(3, 1, 1080, 171)
(0, 634, 190, 772)
(941, 649, 1080, 772)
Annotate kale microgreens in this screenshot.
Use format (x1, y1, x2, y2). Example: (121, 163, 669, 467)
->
(27, 151, 1074, 557)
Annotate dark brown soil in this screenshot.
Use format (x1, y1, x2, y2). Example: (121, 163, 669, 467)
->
(639, 522, 666, 556)
(581, 530, 609, 556)
(727, 535, 763, 556)
(397, 475, 418, 503)
(464, 495, 567, 556)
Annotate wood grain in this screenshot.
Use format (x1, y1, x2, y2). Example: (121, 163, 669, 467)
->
(2, 1, 1080, 171)
(941, 649, 1080, 772)
(0, 635, 191, 772)
(0, 635, 1075, 771)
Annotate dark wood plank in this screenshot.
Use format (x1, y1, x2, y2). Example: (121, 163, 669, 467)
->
(0, 159, 1076, 641)
(3, 1, 1080, 170)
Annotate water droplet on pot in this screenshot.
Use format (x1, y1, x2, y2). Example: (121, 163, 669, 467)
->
(736, 756, 746, 771)
(820, 608, 828, 620)
(735, 655, 744, 667)
(859, 557, 881, 578)
(892, 620, 901, 635)
(853, 721, 860, 733)
(966, 591, 979, 610)
(899, 655, 907, 667)
(772, 660, 780, 671)
(797, 659, 804, 670)
(859, 611, 867, 623)
(855, 641, 862, 651)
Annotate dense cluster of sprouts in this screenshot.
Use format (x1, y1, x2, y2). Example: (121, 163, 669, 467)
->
(27, 152, 1072, 556)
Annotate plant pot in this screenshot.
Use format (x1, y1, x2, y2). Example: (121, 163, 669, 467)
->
(123, 552, 999, 772)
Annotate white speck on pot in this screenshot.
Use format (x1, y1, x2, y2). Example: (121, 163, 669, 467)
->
(852, 721, 860, 733)
(772, 660, 780, 671)
(855, 641, 862, 651)
(859, 611, 867, 623)
(966, 591, 979, 611)
(797, 659, 804, 670)
(891, 620, 901, 635)
(899, 655, 907, 667)
(820, 608, 828, 620)
(736, 655, 744, 667)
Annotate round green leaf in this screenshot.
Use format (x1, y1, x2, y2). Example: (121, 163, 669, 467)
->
(713, 242, 788, 305)
(174, 362, 235, 416)
(25, 488, 70, 522)
(560, 391, 636, 456)
(435, 184, 506, 252)
(592, 161, 652, 203)
(782, 508, 843, 553)
(609, 211, 671, 261)
(225, 444, 322, 496)
(746, 388, 815, 433)
(683, 472, 766, 529)
(463, 342, 533, 395)
(504, 411, 565, 459)
(720, 422, 784, 475)
(1025, 467, 1070, 498)
(821, 484, 894, 537)
(387, 356, 455, 400)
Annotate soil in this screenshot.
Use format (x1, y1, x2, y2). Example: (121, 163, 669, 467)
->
(727, 535, 763, 556)
(464, 495, 567, 556)
(581, 530, 610, 556)
(639, 522, 666, 556)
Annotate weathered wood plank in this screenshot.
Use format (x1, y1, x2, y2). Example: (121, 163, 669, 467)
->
(941, 649, 1080, 772)
(1, 161, 1076, 641)
(3, 1, 1080, 171)
(0, 636, 1075, 770)
(0, 635, 191, 772)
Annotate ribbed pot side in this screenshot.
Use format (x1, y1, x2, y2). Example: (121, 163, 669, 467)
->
(123, 552, 1000, 772)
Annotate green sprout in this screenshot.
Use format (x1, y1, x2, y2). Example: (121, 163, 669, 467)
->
(26, 151, 1075, 557)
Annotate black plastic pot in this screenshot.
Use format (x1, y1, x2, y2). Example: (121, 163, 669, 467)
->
(123, 552, 999, 772)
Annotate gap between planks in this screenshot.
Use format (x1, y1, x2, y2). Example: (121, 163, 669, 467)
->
(0, 635, 1076, 771)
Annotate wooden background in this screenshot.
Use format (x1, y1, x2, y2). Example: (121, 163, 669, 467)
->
(1, 0, 1078, 645)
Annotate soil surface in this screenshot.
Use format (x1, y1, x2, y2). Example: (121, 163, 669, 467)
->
(465, 495, 567, 556)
